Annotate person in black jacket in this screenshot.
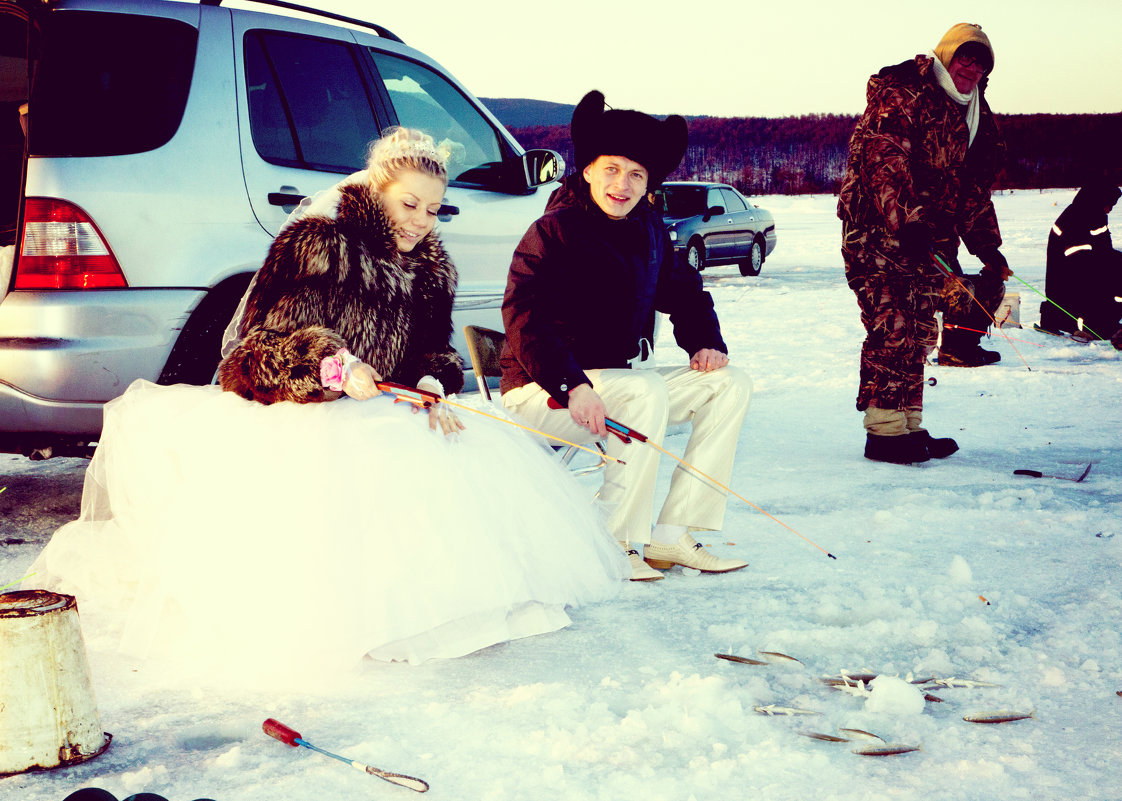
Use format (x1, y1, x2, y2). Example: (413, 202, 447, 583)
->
(1039, 179, 1122, 341)
(500, 91, 752, 581)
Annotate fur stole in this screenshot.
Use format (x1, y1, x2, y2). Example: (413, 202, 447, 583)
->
(218, 183, 463, 404)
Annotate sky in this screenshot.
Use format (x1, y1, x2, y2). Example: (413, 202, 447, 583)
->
(310, 0, 1122, 118)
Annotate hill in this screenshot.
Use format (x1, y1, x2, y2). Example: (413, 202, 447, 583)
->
(483, 98, 1122, 196)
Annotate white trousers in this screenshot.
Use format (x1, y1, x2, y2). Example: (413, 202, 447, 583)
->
(502, 365, 752, 544)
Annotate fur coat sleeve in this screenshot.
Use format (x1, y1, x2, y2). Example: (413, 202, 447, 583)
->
(218, 183, 463, 405)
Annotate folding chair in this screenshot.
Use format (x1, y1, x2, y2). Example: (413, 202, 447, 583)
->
(462, 325, 607, 476)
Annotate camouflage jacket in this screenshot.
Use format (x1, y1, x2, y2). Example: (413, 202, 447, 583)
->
(838, 55, 1005, 266)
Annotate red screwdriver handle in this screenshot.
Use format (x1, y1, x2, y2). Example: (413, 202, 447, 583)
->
(263, 718, 302, 747)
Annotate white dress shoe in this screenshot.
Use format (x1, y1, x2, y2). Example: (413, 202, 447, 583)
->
(620, 543, 664, 581)
(644, 533, 748, 573)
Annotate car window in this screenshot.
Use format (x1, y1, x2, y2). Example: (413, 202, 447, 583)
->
(367, 50, 503, 186)
(660, 186, 706, 217)
(245, 30, 379, 172)
(30, 12, 197, 157)
(721, 188, 747, 212)
(706, 188, 724, 212)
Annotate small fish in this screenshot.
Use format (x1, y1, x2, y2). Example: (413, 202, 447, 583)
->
(838, 728, 884, 742)
(754, 704, 818, 716)
(926, 677, 1001, 689)
(799, 731, 849, 742)
(853, 743, 921, 756)
(831, 681, 872, 698)
(715, 653, 768, 666)
(924, 693, 945, 703)
(963, 711, 1033, 724)
(821, 672, 878, 686)
(758, 650, 804, 664)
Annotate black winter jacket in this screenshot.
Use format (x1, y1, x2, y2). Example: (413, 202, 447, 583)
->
(500, 174, 726, 404)
(1041, 182, 1122, 335)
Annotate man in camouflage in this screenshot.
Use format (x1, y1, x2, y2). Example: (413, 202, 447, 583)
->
(838, 22, 1011, 464)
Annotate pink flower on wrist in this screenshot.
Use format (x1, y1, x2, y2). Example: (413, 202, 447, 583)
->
(320, 348, 352, 392)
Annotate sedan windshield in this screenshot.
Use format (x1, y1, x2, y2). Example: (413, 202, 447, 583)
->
(658, 186, 707, 217)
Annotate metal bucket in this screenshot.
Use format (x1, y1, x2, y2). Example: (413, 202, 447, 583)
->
(0, 590, 111, 775)
(996, 291, 1021, 328)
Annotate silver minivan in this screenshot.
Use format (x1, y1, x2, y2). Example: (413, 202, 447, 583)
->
(0, 0, 560, 457)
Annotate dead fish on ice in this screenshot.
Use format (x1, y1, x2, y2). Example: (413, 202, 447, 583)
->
(838, 728, 885, 743)
(799, 731, 850, 742)
(853, 743, 921, 756)
(924, 677, 1001, 689)
(714, 653, 769, 666)
(754, 704, 819, 716)
(963, 711, 1034, 724)
(758, 650, 804, 664)
(821, 671, 879, 686)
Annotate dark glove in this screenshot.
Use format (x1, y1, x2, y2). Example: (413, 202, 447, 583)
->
(977, 247, 1013, 281)
(936, 252, 963, 276)
(898, 222, 933, 261)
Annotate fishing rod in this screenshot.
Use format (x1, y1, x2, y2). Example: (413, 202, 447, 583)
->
(1008, 274, 1107, 341)
(375, 381, 624, 465)
(941, 322, 1045, 348)
(931, 254, 1031, 370)
(544, 398, 837, 560)
(377, 379, 834, 557)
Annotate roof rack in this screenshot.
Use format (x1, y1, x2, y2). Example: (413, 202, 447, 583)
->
(201, 0, 403, 43)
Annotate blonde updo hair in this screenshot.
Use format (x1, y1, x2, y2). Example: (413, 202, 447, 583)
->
(366, 127, 451, 192)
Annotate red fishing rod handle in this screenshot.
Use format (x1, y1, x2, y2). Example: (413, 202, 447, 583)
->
(545, 397, 636, 443)
(263, 718, 301, 747)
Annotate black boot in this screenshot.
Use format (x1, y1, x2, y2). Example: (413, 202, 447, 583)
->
(939, 328, 1000, 367)
(864, 433, 931, 464)
(910, 430, 958, 458)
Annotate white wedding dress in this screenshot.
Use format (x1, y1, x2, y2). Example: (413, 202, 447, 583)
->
(29, 380, 627, 681)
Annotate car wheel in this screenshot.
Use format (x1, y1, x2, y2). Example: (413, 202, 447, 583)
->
(158, 274, 255, 386)
(686, 240, 705, 270)
(739, 240, 764, 276)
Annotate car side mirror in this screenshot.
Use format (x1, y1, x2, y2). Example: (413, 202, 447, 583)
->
(703, 204, 724, 221)
(521, 149, 564, 188)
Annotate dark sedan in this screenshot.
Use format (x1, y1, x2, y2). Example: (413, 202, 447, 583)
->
(654, 182, 777, 275)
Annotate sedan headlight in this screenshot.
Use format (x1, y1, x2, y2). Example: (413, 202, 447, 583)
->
(668, 229, 677, 242)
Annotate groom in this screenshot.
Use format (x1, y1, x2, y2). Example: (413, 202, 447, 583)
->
(498, 90, 752, 581)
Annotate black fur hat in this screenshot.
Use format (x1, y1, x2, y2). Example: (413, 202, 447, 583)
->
(570, 90, 688, 186)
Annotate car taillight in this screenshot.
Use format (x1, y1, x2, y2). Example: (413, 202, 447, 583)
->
(16, 198, 127, 289)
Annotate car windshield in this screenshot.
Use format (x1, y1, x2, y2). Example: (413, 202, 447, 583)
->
(658, 186, 707, 217)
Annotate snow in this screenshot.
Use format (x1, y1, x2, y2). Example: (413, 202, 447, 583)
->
(2, 188, 1121, 800)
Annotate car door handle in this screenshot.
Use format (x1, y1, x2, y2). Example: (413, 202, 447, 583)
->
(438, 203, 459, 222)
(268, 192, 306, 206)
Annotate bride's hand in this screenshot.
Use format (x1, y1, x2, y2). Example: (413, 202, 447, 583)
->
(343, 362, 383, 400)
(427, 402, 464, 435)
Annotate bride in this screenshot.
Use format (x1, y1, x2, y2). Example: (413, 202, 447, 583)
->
(29, 128, 627, 682)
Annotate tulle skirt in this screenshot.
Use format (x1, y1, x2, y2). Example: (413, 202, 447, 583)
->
(29, 381, 627, 681)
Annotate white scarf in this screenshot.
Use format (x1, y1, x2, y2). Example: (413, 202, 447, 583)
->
(929, 50, 980, 147)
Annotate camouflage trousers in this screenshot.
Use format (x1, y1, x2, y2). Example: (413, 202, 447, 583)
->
(846, 266, 941, 413)
(845, 251, 1005, 412)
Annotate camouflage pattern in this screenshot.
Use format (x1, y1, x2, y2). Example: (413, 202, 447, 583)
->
(942, 270, 1005, 333)
(838, 54, 1005, 411)
(845, 236, 942, 413)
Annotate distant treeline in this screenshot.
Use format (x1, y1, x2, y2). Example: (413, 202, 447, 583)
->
(510, 113, 1122, 196)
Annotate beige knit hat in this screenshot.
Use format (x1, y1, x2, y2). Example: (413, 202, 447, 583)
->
(934, 23, 994, 73)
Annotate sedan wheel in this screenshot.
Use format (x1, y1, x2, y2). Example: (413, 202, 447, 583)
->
(739, 240, 763, 276)
(687, 241, 705, 270)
